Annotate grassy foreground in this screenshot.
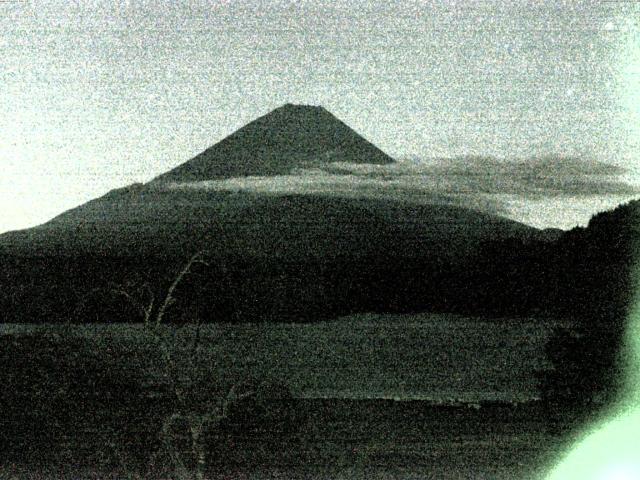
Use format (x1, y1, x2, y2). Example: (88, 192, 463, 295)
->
(0, 399, 577, 479)
(0, 314, 577, 478)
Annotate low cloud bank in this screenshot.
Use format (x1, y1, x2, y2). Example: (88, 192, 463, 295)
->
(324, 156, 638, 196)
(163, 156, 640, 229)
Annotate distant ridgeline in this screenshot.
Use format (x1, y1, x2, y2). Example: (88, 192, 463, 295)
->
(0, 105, 637, 332)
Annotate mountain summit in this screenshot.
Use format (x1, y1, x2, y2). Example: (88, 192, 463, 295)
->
(0, 100, 552, 324)
(153, 103, 395, 183)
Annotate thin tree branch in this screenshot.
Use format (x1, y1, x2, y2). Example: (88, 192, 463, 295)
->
(156, 251, 209, 326)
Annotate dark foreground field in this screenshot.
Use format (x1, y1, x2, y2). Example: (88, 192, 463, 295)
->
(0, 313, 561, 402)
(1, 399, 580, 480)
(0, 315, 581, 479)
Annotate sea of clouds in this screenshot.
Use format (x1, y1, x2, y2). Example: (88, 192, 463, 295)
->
(164, 156, 640, 229)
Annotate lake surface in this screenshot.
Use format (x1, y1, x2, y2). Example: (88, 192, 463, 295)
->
(0, 313, 564, 403)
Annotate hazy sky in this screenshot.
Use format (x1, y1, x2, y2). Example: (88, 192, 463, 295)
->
(1, 0, 639, 233)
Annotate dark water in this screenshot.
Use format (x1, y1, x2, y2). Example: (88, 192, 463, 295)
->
(0, 313, 563, 403)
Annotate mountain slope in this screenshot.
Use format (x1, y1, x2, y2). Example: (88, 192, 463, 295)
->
(0, 184, 544, 323)
(0, 181, 540, 257)
(0, 104, 550, 323)
(152, 104, 394, 183)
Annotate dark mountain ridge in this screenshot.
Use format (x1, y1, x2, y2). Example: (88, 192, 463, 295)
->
(0, 184, 544, 323)
(2, 104, 636, 326)
(152, 103, 394, 183)
(0, 184, 539, 256)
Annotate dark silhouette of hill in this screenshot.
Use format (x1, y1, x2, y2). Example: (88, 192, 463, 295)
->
(450, 199, 639, 320)
(2, 104, 633, 331)
(0, 183, 542, 323)
(429, 198, 638, 418)
(0, 184, 538, 258)
(0, 98, 544, 324)
(538, 199, 640, 419)
(153, 104, 394, 183)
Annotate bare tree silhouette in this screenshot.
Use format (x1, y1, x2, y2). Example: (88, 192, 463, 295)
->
(139, 250, 254, 480)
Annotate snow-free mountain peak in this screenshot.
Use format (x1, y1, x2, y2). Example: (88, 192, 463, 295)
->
(153, 104, 395, 183)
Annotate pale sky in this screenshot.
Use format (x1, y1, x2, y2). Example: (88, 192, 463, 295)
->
(1, 0, 639, 233)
